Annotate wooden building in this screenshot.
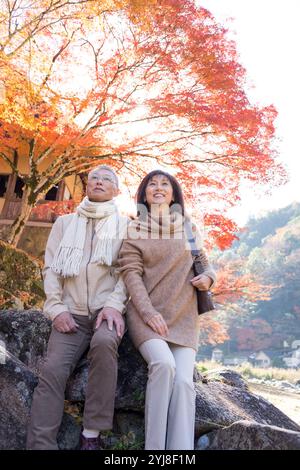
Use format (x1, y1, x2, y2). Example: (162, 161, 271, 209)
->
(0, 162, 84, 226)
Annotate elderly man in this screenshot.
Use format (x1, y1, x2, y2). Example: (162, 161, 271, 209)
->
(26, 165, 128, 450)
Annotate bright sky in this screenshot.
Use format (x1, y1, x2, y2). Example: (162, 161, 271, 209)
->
(198, 0, 300, 225)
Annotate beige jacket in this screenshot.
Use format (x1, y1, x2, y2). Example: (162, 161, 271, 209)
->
(43, 213, 128, 321)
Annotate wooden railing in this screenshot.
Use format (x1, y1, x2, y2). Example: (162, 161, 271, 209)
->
(0, 199, 57, 222)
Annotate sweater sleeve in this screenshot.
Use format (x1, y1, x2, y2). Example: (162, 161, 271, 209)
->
(197, 248, 217, 289)
(117, 239, 159, 324)
(43, 216, 70, 321)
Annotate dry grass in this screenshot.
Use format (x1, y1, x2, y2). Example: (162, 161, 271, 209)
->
(249, 383, 300, 425)
(196, 361, 300, 384)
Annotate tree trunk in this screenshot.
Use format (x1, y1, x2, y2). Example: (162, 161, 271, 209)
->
(7, 188, 37, 247)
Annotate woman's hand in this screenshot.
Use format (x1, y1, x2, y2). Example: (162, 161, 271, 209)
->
(191, 274, 212, 291)
(147, 313, 169, 337)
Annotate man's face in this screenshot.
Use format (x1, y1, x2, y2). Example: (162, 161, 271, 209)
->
(86, 169, 118, 202)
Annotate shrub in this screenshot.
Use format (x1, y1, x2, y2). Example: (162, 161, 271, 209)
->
(0, 240, 45, 309)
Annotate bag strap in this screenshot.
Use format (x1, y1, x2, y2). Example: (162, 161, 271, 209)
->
(185, 221, 213, 304)
(184, 221, 200, 258)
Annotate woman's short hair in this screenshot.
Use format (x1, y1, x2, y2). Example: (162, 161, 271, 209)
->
(136, 170, 185, 216)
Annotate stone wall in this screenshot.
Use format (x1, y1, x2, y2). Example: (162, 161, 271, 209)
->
(0, 224, 51, 259)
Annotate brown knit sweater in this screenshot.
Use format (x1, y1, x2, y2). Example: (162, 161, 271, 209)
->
(118, 221, 216, 351)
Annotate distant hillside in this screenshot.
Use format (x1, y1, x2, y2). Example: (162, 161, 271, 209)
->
(208, 201, 300, 361)
(233, 201, 300, 253)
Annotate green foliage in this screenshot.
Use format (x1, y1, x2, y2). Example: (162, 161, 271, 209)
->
(132, 390, 145, 404)
(196, 363, 208, 372)
(111, 431, 144, 450)
(0, 240, 45, 309)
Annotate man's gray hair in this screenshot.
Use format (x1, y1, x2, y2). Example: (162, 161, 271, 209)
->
(88, 164, 119, 187)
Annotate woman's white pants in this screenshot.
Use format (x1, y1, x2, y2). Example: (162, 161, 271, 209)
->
(139, 339, 196, 450)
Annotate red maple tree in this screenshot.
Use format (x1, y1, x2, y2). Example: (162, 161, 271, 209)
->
(0, 0, 286, 247)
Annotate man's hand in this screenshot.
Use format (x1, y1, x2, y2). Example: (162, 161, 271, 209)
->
(147, 313, 169, 337)
(53, 311, 79, 334)
(191, 274, 212, 291)
(95, 307, 125, 338)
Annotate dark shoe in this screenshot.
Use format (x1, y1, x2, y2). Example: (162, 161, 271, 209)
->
(79, 433, 103, 450)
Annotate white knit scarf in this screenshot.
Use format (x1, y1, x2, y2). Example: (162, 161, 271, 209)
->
(51, 197, 120, 277)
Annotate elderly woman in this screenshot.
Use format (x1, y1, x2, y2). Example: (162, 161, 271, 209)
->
(118, 170, 216, 450)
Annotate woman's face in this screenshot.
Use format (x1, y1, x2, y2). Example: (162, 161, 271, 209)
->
(145, 174, 174, 207)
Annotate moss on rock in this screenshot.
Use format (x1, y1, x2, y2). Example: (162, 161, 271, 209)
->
(0, 240, 45, 309)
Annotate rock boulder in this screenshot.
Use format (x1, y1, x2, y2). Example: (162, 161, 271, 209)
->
(1, 309, 299, 450)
